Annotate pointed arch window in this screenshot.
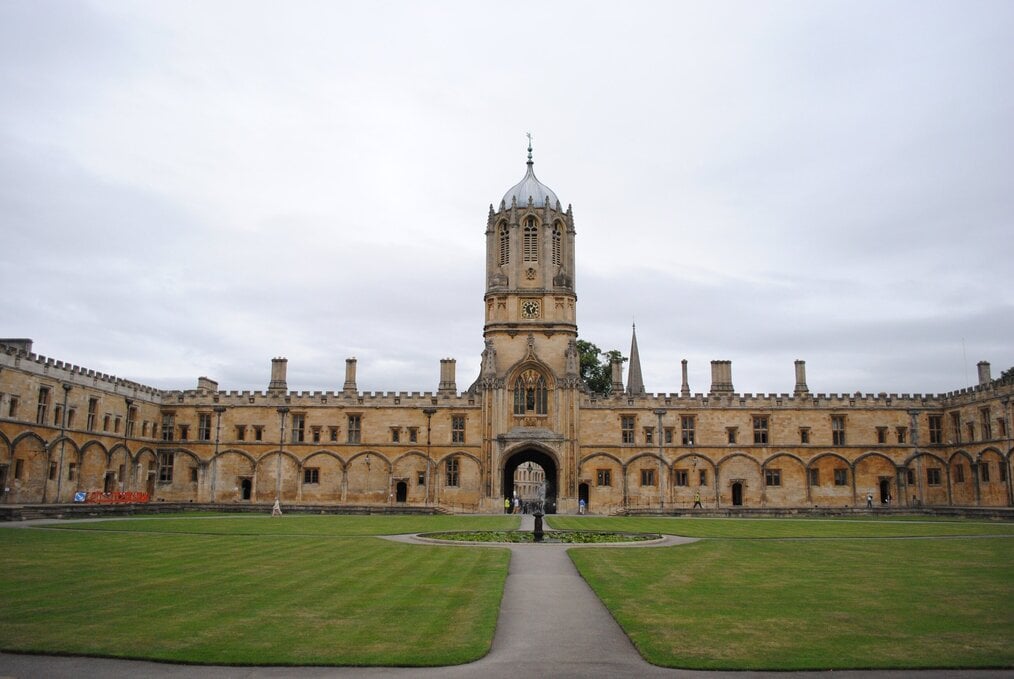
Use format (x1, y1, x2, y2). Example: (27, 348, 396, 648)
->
(513, 369, 548, 415)
(552, 223, 562, 266)
(498, 223, 510, 265)
(523, 217, 538, 262)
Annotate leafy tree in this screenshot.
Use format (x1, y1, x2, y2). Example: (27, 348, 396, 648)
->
(1001, 366, 1013, 381)
(576, 339, 626, 396)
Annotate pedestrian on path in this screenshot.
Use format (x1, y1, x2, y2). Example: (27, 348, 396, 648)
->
(504, 497, 511, 514)
(271, 499, 283, 516)
(692, 491, 702, 508)
(866, 492, 873, 508)
(578, 498, 586, 514)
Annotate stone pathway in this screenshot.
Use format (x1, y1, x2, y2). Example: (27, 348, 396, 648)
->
(0, 518, 1010, 679)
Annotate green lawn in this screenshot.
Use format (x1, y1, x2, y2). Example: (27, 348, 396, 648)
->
(548, 514, 1014, 538)
(0, 516, 514, 666)
(560, 516, 1014, 670)
(44, 513, 519, 536)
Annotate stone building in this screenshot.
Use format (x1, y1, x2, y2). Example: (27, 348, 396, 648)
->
(1, 148, 1012, 513)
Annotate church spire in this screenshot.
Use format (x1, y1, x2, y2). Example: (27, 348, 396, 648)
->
(626, 323, 645, 395)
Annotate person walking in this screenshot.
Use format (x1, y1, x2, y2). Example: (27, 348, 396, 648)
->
(866, 492, 873, 508)
(578, 498, 586, 515)
(271, 499, 283, 516)
(504, 497, 511, 514)
(692, 490, 703, 509)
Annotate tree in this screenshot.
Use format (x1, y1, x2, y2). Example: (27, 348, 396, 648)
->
(576, 339, 626, 396)
(1001, 366, 1013, 381)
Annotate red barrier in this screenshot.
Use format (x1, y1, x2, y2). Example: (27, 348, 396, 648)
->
(84, 491, 149, 504)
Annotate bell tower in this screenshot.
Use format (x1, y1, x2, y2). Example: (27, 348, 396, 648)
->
(474, 139, 583, 514)
(482, 138, 577, 377)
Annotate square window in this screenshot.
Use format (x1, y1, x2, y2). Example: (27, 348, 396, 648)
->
(927, 468, 941, 486)
(833, 468, 848, 486)
(303, 468, 319, 484)
(640, 468, 656, 486)
(764, 469, 781, 486)
(596, 469, 612, 486)
(674, 469, 688, 486)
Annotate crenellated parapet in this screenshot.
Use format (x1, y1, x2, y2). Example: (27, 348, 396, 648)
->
(0, 340, 164, 401)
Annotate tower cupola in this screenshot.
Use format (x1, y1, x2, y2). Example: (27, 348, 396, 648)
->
(500, 138, 561, 208)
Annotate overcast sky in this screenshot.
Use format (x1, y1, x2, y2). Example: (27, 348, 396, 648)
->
(1, 0, 1011, 397)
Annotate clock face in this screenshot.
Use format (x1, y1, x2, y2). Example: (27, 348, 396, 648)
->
(521, 299, 541, 319)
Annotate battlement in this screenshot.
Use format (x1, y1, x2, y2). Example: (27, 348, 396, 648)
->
(158, 388, 479, 408)
(585, 389, 952, 409)
(0, 342, 164, 400)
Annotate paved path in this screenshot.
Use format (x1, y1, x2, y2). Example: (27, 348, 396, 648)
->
(1, 518, 1011, 679)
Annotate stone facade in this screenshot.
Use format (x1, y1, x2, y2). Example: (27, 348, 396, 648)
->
(1, 153, 1012, 513)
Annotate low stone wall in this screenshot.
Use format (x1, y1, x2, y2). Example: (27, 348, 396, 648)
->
(0, 502, 447, 521)
(619, 506, 1014, 521)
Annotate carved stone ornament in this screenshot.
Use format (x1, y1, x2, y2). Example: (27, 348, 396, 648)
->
(526, 267, 537, 280)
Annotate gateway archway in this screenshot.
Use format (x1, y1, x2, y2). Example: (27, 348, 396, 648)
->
(503, 448, 558, 514)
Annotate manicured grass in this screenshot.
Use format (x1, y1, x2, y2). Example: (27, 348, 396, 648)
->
(44, 513, 520, 536)
(564, 517, 1014, 670)
(548, 515, 1014, 538)
(0, 517, 512, 666)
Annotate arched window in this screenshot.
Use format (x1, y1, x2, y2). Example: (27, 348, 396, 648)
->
(498, 223, 510, 266)
(551, 223, 562, 265)
(513, 369, 548, 415)
(523, 217, 538, 262)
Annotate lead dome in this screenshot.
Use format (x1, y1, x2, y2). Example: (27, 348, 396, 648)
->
(500, 144, 560, 208)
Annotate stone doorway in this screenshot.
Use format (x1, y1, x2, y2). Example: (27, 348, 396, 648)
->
(879, 477, 891, 504)
(503, 448, 558, 514)
(395, 480, 408, 503)
(578, 482, 589, 512)
(103, 471, 115, 493)
(732, 482, 744, 506)
(240, 477, 252, 500)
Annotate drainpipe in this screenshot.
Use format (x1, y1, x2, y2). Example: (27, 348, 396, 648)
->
(53, 383, 72, 503)
(276, 406, 288, 501)
(211, 405, 226, 503)
(654, 408, 666, 512)
(423, 408, 436, 506)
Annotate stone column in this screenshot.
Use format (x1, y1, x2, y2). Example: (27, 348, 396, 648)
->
(710, 360, 733, 395)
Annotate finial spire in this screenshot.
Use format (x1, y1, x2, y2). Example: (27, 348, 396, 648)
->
(526, 131, 533, 165)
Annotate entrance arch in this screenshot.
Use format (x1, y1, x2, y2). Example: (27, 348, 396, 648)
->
(578, 482, 589, 512)
(395, 480, 408, 503)
(240, 478, 252, 500)
(503, 448, 558, 514)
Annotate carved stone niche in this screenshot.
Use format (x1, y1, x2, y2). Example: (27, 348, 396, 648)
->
(489, 273, 508, 288)
(553, 271, 572, 288)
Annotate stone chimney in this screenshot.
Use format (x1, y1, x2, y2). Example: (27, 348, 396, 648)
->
(977, 361, 991, 386)
(0, 338, 33, 354)
(268, 358, 287, 391)
(610, 356, 625, 395)
(794, 360, 809, 396)
(709, 360, 734, 395)
(438, 358, 457, 395)
(344, 358, 358, 394)
(197, 376, 219, 392)
(680, 359, 691, 397)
